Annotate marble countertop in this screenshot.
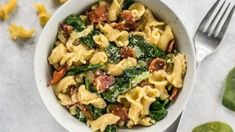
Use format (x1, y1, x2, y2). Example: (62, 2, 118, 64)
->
(0, 0, 235, 132)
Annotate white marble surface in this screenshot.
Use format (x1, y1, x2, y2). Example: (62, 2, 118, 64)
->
(0, 0, 235, 132)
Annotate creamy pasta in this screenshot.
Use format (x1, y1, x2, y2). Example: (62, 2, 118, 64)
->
(34, 3, 51, 27)
(8, 24, 35, 40)
(47, 0, 187, 131)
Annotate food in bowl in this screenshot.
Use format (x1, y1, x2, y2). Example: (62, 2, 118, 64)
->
(47, 0, 187, 131)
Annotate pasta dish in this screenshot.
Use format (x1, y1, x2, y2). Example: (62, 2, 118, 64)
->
(47, 0, 187, 131)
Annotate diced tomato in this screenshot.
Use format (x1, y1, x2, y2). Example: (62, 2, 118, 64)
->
(93, 75, 114, 92)
(121, 10, 136, 25)
(88, 5, 108, 24)
(169, 88, 179, 101)
(148, 58, 166, 72)
(48, 67, 67, 85)
(121, 47, 135, 59)
(110, 104, 128, 121)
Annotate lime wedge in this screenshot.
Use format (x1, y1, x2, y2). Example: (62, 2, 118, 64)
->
(222, 67, 235, 111)
(193, 121, 233, 132)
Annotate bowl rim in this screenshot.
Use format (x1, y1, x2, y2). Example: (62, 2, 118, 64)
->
(34, 0, 196, 131)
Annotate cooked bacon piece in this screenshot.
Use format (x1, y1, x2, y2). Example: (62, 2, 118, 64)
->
(169, 88, 179, 101)
(48, 67, 67, 85)
(110, 104, 128, 121)
(112, 11, 137, 31)
(148, 58, 166, 72)
(88, 5, 108, 24)
(60, 23, 73, 39)
(60, 23, 73, 34)
(121, 47, 135, 58)
(112, 22, 129, 31)
(121, 10, 136, 25)
(167, 39, 175, 53)
(93, 75, 114, 92)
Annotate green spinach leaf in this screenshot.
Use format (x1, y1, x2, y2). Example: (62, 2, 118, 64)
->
(106, 43, 121, 64)
(149, 109, 168, 121)
(75, 108, 87, 123)
(122, 0, 135, 10)
(104, 125, 117, 132)
(150, 100, 165, 111)
(149, 99, 169, 121)
(102, 77, 131, 102)
(102, 86, 121, 102)
(130, 71, 149, 87)
(124, 66, 147, 78)
(80, 29, 100, 49)
(65, 15, 86, 32)
(67, 64, 103, 76)
(222, 67, 235, 111)
(102, 66, 149, 102)
(87, 104, 105, 120)
(124, 66, 149, 86)
(129, 35, 166, 60)
(85, 78, 97, 93)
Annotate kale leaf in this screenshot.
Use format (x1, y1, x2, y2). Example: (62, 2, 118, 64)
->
(122, 0, 135, 10)
(75, 108, 87, 123)
(104, 125, 117, 132)
(80, 29, 100, 49)
(67, 64, 103, 76)
(106, 43, 121, 64)
(87, 104, 105, 120)
(65, 15, 86, 32)
(129, 35, 166, 60)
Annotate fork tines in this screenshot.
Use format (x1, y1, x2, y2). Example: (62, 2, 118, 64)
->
(199, 0, 235, 39)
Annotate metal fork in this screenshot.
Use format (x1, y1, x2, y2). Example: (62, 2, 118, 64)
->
(195, 0, 235, 65)
(174, 1, 235, 131)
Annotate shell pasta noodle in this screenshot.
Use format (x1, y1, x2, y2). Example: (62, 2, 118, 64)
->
(0, 0, 17, 20)
(33, 3, 51, 27)
(47, 0, 187, 131)
(8, 24, 35, 40)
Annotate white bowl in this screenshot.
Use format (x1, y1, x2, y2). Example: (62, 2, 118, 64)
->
(34, 0, 196, 131)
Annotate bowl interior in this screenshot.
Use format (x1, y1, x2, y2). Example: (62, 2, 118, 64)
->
(34, 0, 196, 131)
